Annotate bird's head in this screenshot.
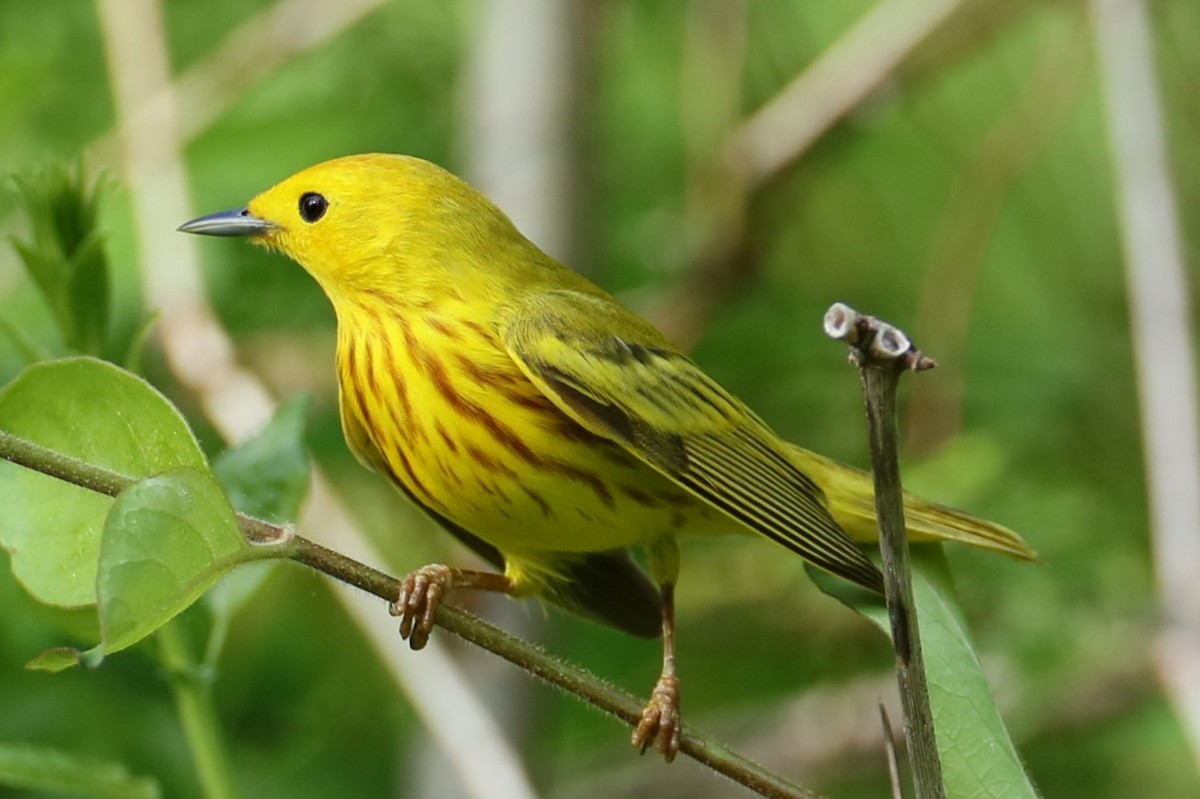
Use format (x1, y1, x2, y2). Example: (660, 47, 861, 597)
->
(179, 153, 535, 305)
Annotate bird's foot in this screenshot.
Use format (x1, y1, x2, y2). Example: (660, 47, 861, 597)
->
(389, 564, 454, 650)
(632, 674, 682, 762)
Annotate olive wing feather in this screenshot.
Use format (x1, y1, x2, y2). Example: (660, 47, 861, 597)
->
(502, 290, 884, 594)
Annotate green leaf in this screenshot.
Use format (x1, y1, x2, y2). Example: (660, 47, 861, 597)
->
(0, 357, 207, 608)
(203, 398, 311, 662)
(0, 742, 160, 799)
(812, 546, 1038, 799)
(212, 395, 312, 524)
(25, 647, 82, 672)
(11, 233, 67, 320)
(96, 467, 262, 657)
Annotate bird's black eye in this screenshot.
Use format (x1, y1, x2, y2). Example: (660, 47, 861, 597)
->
(298, 192, 327, 223)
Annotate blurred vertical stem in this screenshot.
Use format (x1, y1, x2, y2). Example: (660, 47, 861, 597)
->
(1091, 0, 1200, 766)
(157, 623, 240, 799)
(455, 3, 587, 797)
(826, 304, 943, 798)
(94, 0, 537, 795)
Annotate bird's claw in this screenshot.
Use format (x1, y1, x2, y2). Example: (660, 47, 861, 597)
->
(632, 674, 682, 762)
(389, 564, 453, 650)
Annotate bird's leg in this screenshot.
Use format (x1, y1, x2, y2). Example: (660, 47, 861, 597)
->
(633, 581, 682, 761)
(632, 537, 683, 762)
(389, 564, 514, 650)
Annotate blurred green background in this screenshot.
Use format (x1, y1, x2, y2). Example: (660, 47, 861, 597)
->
(1, 0, 1199, 796)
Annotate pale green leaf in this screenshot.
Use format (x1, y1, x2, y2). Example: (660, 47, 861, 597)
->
(0, 741, 160, 799)
(212, 395, 311, 524)
(25, 646, 82, 672)
(96, 467, 263, 657)
(0, 357, 206, 607)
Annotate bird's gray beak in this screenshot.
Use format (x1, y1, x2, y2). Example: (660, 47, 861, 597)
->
(177, 208, 275, 237)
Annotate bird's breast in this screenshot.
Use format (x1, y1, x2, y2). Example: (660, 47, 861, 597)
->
(336, 308, 708, 554)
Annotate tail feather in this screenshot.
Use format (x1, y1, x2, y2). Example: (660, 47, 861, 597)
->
(545, 551, 663, 639)
(787, 446, 1038, 561)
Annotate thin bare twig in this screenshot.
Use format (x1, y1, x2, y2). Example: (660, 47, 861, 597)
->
(880, 704, 903, 799)
(825, 302, 943, 798)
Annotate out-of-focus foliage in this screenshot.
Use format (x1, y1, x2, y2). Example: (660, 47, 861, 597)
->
(8, 164, 109, 356)
(1, 0, 1198, 797)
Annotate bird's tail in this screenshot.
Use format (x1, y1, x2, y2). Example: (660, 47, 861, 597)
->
(786, 445, 1037, 561)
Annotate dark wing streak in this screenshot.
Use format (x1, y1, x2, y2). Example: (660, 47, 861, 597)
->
(733, 427, 827, 502)
(657, 363, 832, 521)
(682, 439, 826, 547)
(684, 446, 880, 588)
(683, 452, 882, 590)
(535, 359, 884, 590)
(693, 435, 836, 537)
(696, 434, 812, 512)
(703, 433, 832, 525)
(683, 454, 828, 562)
(632, 378, 678, 417)
(501, 297, 883, 591)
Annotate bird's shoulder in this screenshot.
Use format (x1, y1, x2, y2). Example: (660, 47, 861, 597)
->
(499, 288, 772, 473)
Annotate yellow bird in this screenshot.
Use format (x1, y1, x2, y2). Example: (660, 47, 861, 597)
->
(180, 154, 1033, 761)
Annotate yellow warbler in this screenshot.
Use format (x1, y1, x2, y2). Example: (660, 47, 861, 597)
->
(180, 153, 1033, 760)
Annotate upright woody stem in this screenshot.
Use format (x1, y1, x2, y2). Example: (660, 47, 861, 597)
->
(824, 303, 943, 799)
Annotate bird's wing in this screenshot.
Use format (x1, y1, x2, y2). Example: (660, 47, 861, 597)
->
(501, 290, 884, 593)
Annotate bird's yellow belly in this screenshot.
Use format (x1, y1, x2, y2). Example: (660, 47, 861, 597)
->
(338, 314, 717, 557)
(425, 409, 701, 554)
